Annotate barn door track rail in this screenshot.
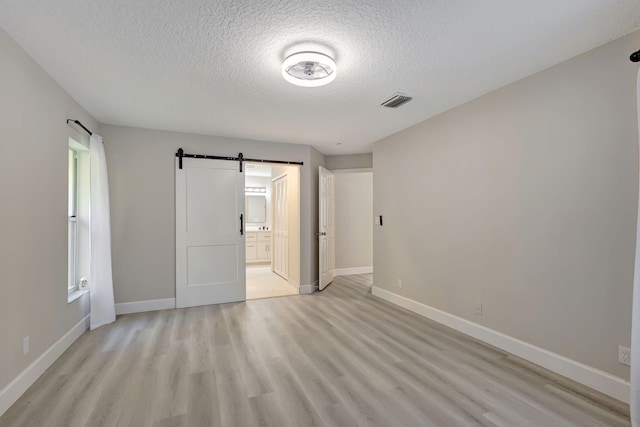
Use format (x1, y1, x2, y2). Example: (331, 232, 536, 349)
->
(176, 148, 303, 172)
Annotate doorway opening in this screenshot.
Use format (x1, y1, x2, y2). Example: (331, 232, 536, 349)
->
(245, 162, 301, 300)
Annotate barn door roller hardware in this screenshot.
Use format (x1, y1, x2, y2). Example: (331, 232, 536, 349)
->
(175, 148, 303, 171)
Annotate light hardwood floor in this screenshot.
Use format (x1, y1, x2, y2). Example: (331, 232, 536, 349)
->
(0, 274, 630, 426)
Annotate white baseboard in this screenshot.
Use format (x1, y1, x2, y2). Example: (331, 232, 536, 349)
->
(371, 286, 630, 403)
(300, 281, 318, 294)
(0, 314, 90, 418)
(334, 266, 373, 276)
(115, 298, 176, 315)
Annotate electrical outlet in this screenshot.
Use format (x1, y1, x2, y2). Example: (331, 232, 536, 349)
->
(619, 345, 631, 367)
(475, 303, 483, 316)
(397, 279, 402, 289)
(22, 336, 29, 355)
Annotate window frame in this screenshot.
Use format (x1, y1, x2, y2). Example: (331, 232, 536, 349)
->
(68, 138, 90, 302)
(68, 148, 79, 293)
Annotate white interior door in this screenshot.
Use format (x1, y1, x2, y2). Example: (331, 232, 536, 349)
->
(176, 157, 245, 308)
(319, 166, 335, 290)
(272, 174, 289, 280)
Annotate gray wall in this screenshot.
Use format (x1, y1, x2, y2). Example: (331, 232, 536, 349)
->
(334, 172, 373, 270)
(101, 125, 324, 303)
(0, 28, 94, 390)
(373, 30, 640, 379)
(326, 153, 372, 170)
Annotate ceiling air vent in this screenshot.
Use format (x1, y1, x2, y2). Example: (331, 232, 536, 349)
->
(381, 93, 412, 108)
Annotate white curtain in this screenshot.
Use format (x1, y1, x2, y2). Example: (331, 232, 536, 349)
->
(632, 68, 640, 426)
(89, 134, 116, 330)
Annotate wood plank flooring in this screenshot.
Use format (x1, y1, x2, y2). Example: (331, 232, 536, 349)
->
(0, 274, 630, 426)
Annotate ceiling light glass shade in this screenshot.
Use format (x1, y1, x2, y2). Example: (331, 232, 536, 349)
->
(282, 52, 336, 87)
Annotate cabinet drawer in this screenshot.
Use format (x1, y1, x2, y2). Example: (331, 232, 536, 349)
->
(246, 233, 257, 242)
(257, 232, 271, 242)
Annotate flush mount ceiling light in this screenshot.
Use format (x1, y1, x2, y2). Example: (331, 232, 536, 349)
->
(282, 51, 336, 87)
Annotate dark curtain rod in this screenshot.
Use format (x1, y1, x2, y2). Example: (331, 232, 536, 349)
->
(176, 148, 303, 172)
(66, 119, 93, 136)
(631, 49, 640, 62)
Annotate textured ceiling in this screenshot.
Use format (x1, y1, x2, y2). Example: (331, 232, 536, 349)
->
(1, 1, 639, 155)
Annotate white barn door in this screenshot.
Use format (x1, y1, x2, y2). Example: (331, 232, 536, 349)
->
(272, 174, 289, 280)
(319, 166, 335, 290)
(176, 157, 245, 308)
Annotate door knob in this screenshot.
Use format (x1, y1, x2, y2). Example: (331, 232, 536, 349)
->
(316, 232, 327, 236)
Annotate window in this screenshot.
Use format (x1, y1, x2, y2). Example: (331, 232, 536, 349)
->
(68, 138, 89, 301)
(68, 148, 78, 293)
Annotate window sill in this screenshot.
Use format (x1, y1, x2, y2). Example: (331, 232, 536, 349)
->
(68, 288, 89, 303)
